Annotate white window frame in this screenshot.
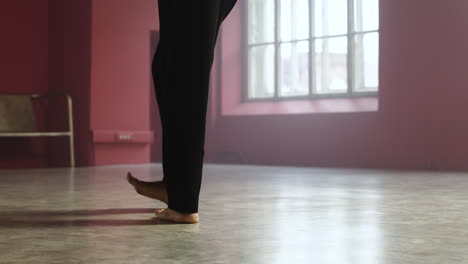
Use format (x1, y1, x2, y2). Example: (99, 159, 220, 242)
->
(243, 0, 379, 102)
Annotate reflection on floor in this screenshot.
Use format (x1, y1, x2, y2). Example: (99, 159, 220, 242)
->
(1, 163, 468, 264)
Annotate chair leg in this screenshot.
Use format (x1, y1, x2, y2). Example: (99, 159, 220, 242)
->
(70, 135, 75, 167)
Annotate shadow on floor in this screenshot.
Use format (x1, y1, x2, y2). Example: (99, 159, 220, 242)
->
(0, 208, 185, 227)
(1, 208, 157, 217)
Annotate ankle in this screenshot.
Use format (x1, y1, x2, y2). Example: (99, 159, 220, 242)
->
(178, 213, 199, 223)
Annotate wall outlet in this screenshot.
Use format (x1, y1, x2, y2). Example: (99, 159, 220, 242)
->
(117, 133, 133, 141)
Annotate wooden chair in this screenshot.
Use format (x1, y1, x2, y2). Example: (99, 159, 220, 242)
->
(0, 91, 75, 167)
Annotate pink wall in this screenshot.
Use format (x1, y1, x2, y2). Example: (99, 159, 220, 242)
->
(1, 0, 161, 168)
(89, 0, 219, 165)
(4, 0, 467, 171)
(48, 0, 161, 167)
(0, 0, 49, 168)
(0, 0, 49, 94)
(89, 0, 158, 165)
(212, 0, 468, 171)
(87, 0, 218, 165)
(48, 0, 92, 167)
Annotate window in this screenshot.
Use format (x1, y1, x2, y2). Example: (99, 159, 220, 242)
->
(246, 0, 379, 100)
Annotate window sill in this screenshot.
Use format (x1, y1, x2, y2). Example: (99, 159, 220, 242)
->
(222, 96, 379, 116)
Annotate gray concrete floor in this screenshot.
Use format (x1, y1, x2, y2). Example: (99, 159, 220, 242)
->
(0, 163, 468, 264)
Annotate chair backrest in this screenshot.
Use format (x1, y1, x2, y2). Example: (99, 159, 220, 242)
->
(0, 95, 37, 132)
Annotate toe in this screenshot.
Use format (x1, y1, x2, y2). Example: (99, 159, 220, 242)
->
(127, 172, 132, 181)
(155, 208, 165, 215)
(127, 172, 138, 185)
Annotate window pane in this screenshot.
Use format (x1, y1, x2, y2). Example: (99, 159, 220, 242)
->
(280, 0, 309, 41)
(354, 0, 379, 32)
(248, 44, 275, 98)
(248, 0, 275, 44)
(280, 41, 309, 97)
(354, 32, 379, 91)
(314, 0, 348, 37)
(315, 37, 348, 94)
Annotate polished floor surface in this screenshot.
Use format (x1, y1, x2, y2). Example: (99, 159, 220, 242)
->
(0, 163, 468, 264)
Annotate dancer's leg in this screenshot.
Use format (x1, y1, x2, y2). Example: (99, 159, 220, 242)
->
(127, 0, 174, 205)
(137, 0, 238, 222)
(152, 38, 169, 186)
(159, 0, 222, 214)
(152, 0, 172, 186)
(126, 34, 170, 205)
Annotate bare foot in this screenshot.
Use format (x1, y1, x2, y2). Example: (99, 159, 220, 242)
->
(155, 208, 199, 224)
(127, 172, 168, 204)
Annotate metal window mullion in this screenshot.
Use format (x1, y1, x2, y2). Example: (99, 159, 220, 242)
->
(347, 0, 355, 95)
(247, 30, 376, 46)
(355, 0, 365, 91)
(291, 0, 298, 95)
(309, 0, 316, 96)
(249, 31, 377, 45)
(245, 90, 378, 101)
(274, 0, 281, 99)
(356, 0, 363, 32)
(244, 0, 249, 101)
(322, 0, 330, 93)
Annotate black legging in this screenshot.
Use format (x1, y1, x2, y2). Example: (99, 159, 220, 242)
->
(151, 0, 237, 214)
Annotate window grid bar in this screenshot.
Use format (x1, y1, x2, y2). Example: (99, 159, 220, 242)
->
(247, 29, 378, 47)
(347, 0, 355, 95)
(355, 0, 363, 91)
(245, 91, 378, 102)
(309, 0, 316, 96)
(274, 0, 280, 99)
(243, 0, 248, 102)
(322, 0, 330, 94)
